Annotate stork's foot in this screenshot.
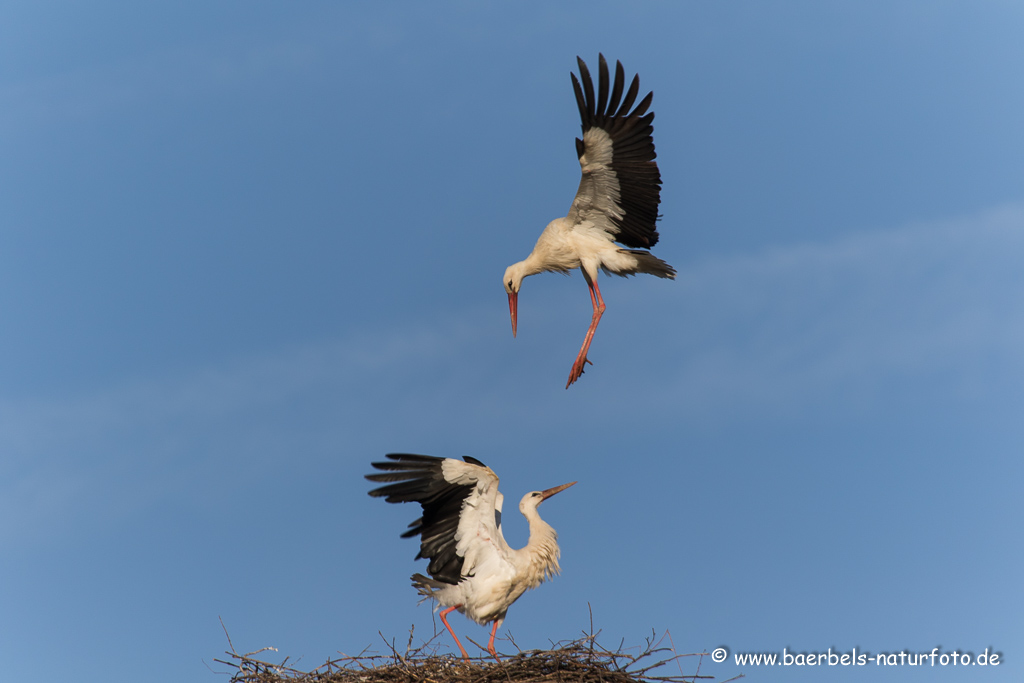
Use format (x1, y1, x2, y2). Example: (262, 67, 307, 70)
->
(487, 621, 502, 662)
(565, 357, 593, 388)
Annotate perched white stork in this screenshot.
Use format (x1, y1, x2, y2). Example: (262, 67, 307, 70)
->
(504, 54, 675, 388)
(366, 453, 576, 661)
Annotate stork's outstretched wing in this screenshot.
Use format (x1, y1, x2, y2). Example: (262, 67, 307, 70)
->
(568, 54, 662, 249)
(366, 453, 508, 586)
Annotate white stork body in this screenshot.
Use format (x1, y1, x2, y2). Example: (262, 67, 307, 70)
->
(367, 453, 575, 661)
(504, 55, 675, 388)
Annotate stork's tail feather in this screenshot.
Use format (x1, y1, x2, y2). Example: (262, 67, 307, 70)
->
(622, 250, 676, 279)
(411, 572, 449, 598)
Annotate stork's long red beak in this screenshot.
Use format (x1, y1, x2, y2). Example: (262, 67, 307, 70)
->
(508, 291, 518, 338)
(540, 481, 576, 501)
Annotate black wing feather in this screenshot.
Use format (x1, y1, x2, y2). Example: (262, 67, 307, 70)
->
(570, 74, 588, 128)
(577, 56, 595, 120)
(615, 74, 641, 118)
(607, 61, 625, 118)
(595, 54, 610, 119)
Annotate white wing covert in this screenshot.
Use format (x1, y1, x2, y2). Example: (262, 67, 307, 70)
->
(443, 459, 512, 580)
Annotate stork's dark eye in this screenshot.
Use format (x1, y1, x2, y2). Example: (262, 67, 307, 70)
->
(532, 492, 541, 497)
(507, 280, 513, 289)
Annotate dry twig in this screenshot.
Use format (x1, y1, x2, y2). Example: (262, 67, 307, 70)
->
(212, 620, 721, 683)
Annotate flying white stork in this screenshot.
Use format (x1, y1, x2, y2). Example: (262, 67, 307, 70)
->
(366, 453, 576, 661)
(504, 54, 675, 388)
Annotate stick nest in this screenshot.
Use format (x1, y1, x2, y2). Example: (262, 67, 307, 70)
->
(212, 623, 727, 683)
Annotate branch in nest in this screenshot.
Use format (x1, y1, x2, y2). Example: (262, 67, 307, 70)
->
(212, 623, 725, 683)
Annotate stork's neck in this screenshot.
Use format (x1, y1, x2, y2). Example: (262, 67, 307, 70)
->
(513, 253, 547, 279)
(515, 508, 561, 588)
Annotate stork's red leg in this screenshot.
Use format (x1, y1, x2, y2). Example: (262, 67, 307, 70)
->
(566, 274, 605, 388)
(439, 605, 470, 661)
(487, 621, 501, 661)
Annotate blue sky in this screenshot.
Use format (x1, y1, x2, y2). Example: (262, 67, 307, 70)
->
(2, 3, 1022, 682)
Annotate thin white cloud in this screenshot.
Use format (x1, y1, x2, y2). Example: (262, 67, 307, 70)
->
(620, 203, 1024, 416)
(2, 204, 1021, 547)
(0, 320, 485, 547)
